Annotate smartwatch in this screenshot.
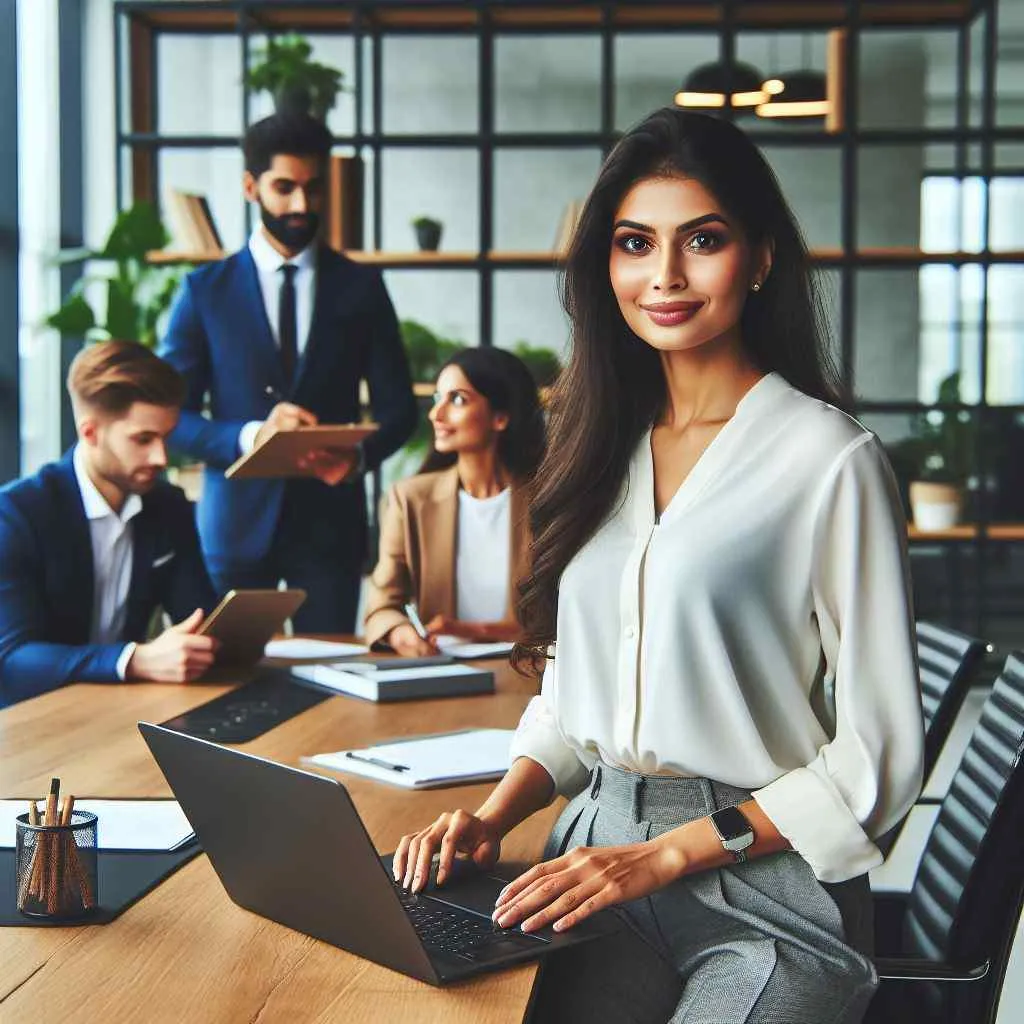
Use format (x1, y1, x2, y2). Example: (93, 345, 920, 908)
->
(708, 805, 755, 863)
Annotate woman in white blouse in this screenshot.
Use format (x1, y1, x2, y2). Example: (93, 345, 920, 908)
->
(363, 347, 544, 656)
(393, 109, 923, 1023)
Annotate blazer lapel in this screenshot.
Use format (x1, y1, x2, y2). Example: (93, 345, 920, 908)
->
(238, 248, 286, 394)
(54, 452, 95, 642)
(419, 467, 459, 620)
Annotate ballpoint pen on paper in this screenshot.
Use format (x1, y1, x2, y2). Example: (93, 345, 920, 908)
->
(403, 602, 429, 640)
(344, 751, 409, 772)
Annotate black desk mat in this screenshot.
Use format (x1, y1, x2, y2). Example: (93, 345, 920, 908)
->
(159, 667, 331, 743)
(0, 844, 201, 927)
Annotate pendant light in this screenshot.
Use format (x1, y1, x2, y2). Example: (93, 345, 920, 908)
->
(756, 35, 830, 119)
(675, 61, 770, 109)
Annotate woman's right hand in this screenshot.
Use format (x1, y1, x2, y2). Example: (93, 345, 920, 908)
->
(393, 810, 502, 892)
(387, 622, 438, 657)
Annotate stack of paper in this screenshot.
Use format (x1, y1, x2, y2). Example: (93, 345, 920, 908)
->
(0, 799, 195, 851)
(304, 728, 514, 789)
(291, 662, 494, 702)
(434, 635, 515, 659)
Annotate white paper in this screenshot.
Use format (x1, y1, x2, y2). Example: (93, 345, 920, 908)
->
(308, 728, 513, 787)
(434, 636, 515, 659)
(0, 799, 195, 851)
(264, 638, 369, 659)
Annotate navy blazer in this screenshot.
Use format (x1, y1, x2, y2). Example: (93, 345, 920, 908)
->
(158, 245, 417, 576)
(0, 451, 217, 707)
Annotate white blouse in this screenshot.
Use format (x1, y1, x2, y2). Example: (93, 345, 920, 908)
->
(509, 372, 924, 883)
(455, 487, 511, 622)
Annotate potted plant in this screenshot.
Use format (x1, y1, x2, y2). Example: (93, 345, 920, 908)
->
(245, 34, 346, 121)
(510, 340, 562, 389)
(902, 372, 976, 530)
(45, 201, 184, 350)
(412, 216, 443, 252)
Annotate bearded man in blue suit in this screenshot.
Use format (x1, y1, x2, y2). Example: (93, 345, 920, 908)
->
(159, 114, 417, 632)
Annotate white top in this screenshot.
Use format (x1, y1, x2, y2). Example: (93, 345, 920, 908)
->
(238, 228, 317, 454)
(455, 487, 511, 623)
(508, 373, 924, 883)
(73, 445, 142, 679)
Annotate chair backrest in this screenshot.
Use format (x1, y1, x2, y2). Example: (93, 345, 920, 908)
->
(915, 621, 988, 779)
(903, 651, 1024, 970)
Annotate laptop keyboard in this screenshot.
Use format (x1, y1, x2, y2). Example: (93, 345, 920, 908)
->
(396, 886, 542, 962)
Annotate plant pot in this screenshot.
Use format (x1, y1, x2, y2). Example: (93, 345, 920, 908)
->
(414, 222, 443, 251)
(274, 84, 330, 121)
(909, 481, 962, 530)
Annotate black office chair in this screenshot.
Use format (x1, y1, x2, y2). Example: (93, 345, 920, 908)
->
(868, 651, 1024, 1024)
(915, 621, 989, 782)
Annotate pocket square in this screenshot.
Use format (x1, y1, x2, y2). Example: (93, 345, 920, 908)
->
(152, 551, 176, 568)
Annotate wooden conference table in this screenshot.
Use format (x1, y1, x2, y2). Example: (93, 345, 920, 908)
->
(0, 649, 558, 1023)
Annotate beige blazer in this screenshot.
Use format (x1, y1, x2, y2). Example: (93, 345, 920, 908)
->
(363, 466, 530, 649)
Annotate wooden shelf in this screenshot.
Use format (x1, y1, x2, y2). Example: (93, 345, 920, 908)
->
(908, 523, 1024, 541)
(125, 1, 974, 33)
(146, 248, 1024, 270)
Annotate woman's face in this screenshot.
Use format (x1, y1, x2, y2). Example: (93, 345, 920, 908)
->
(608, 175, 769, 356)
(429, 364, 508, 456)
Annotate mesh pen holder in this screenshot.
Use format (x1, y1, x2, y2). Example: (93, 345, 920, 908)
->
(15, 811, 98, 918)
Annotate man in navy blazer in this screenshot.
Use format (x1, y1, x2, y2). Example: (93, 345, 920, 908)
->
(159, 114, 417, 632)
(0, 342, 219, 707)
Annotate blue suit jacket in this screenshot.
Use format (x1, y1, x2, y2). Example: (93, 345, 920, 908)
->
(158, 245, 417, 577)
(0, 451, 217, 707)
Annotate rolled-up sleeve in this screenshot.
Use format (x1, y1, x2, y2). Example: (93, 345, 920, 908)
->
(509, 656, 591, 797)
(753, 435, 924, 882)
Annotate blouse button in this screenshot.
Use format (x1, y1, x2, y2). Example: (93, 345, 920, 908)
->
(624, 626, 637, 639)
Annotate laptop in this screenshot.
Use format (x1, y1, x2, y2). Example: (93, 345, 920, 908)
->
(138, 723, 617, 986)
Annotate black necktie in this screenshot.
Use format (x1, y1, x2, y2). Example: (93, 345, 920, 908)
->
(279, 264, 298, 384)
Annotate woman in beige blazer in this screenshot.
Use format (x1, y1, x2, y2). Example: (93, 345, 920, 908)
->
(364, 347, 545, 655)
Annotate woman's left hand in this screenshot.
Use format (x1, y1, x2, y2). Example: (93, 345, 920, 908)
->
(491, 837, 683, 934)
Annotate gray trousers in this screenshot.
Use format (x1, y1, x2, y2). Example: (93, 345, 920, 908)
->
(528, 763, 878, 1024)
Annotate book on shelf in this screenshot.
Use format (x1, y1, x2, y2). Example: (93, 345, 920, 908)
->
(327, 154, 364, 253)
(553, 198, 583, 255)
(165, 188, 223, 254)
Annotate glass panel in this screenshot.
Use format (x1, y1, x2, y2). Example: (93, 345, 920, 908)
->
(614, 33, 717, 132)
(380, 149, 479, 252)
(996, 143, 1024, 171)
(920, 175, 985, 253)
(383, 270, 480, 357)
(159, 35, 242, 136)
(493, 271, 569, 361)
(854, 269, 923, 403)
(918, 264, 983, 403)
(968, 12, 986, 129)
(158, 148, 247, 253)
(761, 146, 841, 251)
(986, 267, 1024, 404)
(858, 30, 951, 131)
(924, 144, 956, 174)
(495, 35, 600, 133)
(246, 34, 356, 139)
(492, 149, 601, 252)
(381, 36, 477, 134)
(996, 0, 1023, 126)
(989, 177, 1024, 252)
(856, 145, 925, 250)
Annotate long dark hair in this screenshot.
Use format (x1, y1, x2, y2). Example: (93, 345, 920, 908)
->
(513, 107, 846, 674)
(419, 346, 546, 480)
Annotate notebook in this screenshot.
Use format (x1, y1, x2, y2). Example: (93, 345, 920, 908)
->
(0, 799, 195, 851)
(290, 662, 494, 702)
(302, 728, 514, 789)
(435, 636, 515, 659)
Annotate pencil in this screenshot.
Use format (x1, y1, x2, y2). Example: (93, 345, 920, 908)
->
(44, 777, 59, 827)
(28, 800, 39, 826)
(59, 794, 74, 825)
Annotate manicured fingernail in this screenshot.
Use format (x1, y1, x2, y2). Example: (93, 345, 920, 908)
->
(552, 920, 565, 932)
(436, 870, 446, 885)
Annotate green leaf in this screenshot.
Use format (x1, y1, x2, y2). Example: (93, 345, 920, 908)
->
(106, 278, 142, 342)
(99, 201, 169, 263)
(45, 293, 96, 335)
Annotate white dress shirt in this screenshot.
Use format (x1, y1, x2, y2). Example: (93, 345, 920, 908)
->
(509, 372, 924, 883)
(455, 487, 511, 622)
(238, 227, 318, 454)
(73, 445, 143, 679)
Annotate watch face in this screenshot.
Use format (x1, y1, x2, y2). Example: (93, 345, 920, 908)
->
(712, 806, 751, 842)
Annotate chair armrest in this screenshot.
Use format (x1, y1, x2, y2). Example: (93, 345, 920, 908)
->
(873, 957, 990, 983)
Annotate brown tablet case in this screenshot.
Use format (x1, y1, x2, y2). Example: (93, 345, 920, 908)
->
(224, 424, 379, 480)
